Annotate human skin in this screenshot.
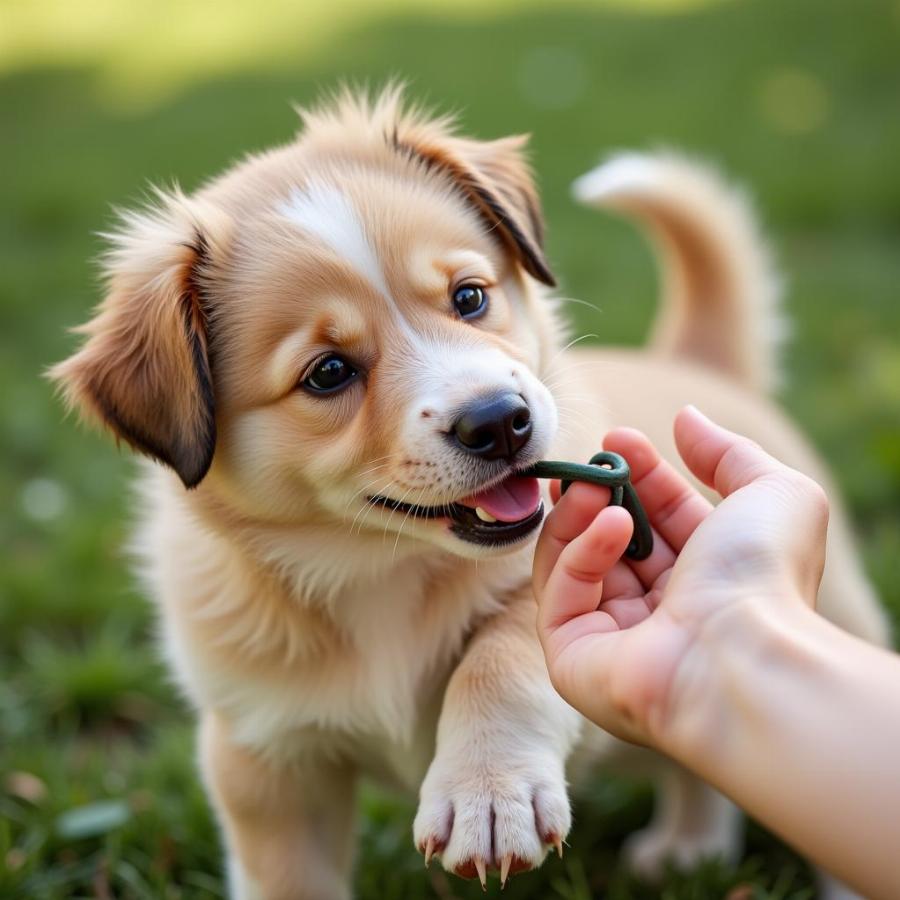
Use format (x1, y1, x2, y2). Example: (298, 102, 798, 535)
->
(533, 405, 900, 899)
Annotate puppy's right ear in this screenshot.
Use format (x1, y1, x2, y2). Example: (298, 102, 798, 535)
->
(49, 191, 231, 489)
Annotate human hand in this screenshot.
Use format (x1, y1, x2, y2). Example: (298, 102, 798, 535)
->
(533, 405, 831, 753)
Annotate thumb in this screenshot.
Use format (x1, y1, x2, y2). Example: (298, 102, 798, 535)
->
(675, 405, 784, 496)
(674, 405, 831, 597)
(675, 406, 829, 510)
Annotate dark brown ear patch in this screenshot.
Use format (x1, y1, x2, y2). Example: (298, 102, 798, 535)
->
(50, 200, 221, 490)
(465, 176, 556, 287)
(85, 247, 216, 489)
(393, 135, 556, 287)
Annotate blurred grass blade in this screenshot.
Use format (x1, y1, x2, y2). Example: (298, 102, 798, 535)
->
(56, 800, 131, 840)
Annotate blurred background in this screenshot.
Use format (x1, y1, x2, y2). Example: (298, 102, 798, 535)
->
(2, 0, 898, 897)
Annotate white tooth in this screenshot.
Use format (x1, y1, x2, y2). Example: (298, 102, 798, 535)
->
(475, 507, 497, 523)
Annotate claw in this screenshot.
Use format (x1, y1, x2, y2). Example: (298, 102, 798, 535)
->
(500, 854, 512, 889)
(475, 857, 487, 891)
(424, 836, 436, 867)
(553, 836, 564, 858)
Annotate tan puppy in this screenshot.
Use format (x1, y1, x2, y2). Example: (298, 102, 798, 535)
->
(52, 88, 887, 900)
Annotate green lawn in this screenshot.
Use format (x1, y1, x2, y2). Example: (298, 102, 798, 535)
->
(2, 0, 899, 897)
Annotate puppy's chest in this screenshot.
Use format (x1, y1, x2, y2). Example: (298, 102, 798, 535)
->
(186, 560, 505, 768)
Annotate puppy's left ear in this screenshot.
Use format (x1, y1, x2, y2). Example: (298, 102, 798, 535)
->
(399, 131, 556, 287)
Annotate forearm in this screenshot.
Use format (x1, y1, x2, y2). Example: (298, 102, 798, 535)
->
(440, 596, 582, 753)
(413, 595, 581, 873)
(668, 602, 900, 899)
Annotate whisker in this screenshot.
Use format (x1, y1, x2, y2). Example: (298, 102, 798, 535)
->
(555, 419, 603, 440)
(349, 476, 398, 536)
(545, 398, 596, 421)
(555, 295, 603, 316)
(544, 333, 599, 370)
(391, 492, 421, 563)
(544, 387, 591, 402)
(541, 358, 607, 386)
(349, 503, 376, 539)
(382, 485, 417, 546)
(342, 471, 395, 517)
(556, 403, 591, 421)
(551, 404, 609, 437)
(355, 460, 394, 479)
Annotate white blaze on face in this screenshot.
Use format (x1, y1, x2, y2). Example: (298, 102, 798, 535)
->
(278, 180, 422, 343)
(279, 180, 392, 300)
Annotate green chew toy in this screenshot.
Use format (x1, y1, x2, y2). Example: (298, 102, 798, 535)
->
(521, 452, 654, 561)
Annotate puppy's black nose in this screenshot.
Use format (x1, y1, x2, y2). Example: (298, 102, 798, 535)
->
(452, 393, 533, 461)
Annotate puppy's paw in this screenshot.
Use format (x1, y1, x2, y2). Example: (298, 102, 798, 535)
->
(413, 750, 569, 887)
(623, 823, 740, 880)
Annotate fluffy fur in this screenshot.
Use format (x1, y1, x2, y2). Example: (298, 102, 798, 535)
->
(52, 88, 887, 900)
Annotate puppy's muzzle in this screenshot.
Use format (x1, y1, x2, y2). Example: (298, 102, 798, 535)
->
(450, 393, 532, 462)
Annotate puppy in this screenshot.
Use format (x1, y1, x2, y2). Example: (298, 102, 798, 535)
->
(52, 88, 887, 900)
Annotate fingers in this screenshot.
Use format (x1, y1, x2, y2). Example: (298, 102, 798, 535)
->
(537, 504, 633, 633)
(674, 404, 830, 527)
(549, 479, 562, 504)
(675, 406, 797, 499)
(603, 427, 714, 554)
(533, 482, 611, 595)
(674, 405, 831, 598)
(622, 523, 677, 589)
(599, 556, 648, 601)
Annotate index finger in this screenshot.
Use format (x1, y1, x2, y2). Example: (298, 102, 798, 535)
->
(603, 426, 713, 553)
(533, 482, 611, 595)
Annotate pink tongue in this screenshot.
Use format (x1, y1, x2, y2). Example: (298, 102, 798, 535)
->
(460, 476, 541, 523)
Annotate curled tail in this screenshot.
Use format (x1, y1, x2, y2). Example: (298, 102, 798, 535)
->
(573, 152, 786, 393)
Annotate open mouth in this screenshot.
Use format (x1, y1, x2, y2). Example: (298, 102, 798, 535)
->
(369, 474, 544, 546)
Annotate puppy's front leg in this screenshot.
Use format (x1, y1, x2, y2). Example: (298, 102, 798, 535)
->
(414, 590, 582, 884)
(200, 713, 357, 900)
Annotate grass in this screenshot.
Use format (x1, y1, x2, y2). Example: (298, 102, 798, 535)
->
(1, 0, 899, 896)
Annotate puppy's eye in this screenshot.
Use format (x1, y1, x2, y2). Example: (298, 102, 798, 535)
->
(452, 284, 488, 319)
(303, 354, 358, 394)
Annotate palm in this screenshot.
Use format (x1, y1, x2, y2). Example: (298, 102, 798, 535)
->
(536, 499, 694, 745)
(594, 557, 671, 627)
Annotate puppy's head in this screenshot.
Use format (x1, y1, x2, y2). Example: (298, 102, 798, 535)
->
(52, 88, 565, 558)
